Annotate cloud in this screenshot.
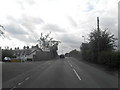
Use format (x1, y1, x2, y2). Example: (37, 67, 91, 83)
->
(17, 0, 35, 10)
(42, 24, 66, 33)
(25, 0, 35, 5)
(20, 15, 44, 31)
(100, 17, 118, 37)
(57, 33, 81, 54)
(57, 33, 81, 49)
(68, 17, 78, 28)
(19, 15, 44, 40)
(5, 23, 28, 35)
(12, 34, 37, 44)
(4, 15, 44, 46)
(7, 15, 44, 31)
(85, 1, 94, 12)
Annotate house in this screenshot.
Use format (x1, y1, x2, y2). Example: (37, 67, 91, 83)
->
(13, 45, 38, 62)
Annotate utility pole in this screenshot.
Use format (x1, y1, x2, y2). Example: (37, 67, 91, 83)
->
(97, 17, 100, 61)
(97, 17, 100, 32)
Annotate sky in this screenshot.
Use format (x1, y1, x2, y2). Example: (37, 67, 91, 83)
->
(0, 0, 119, 54)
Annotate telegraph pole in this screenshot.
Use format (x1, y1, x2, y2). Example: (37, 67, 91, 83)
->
(97, 17, 100, 32)
(97, 17, 100, 61)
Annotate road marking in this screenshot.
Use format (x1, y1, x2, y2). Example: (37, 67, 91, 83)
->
(12, 86, 17, 89)
(10, 75, 32, 89)
(70, 63, 72, 67)
(18, 81, 24, 85)
(10, 86, 16, 90)
(67, 60, 82, 80)
(68, 61, 73, 67)
(25, 77, 30, 80)
(73, 68, 82, 80)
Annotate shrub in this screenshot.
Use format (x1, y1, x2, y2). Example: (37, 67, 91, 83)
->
(98, 51, 120, 69)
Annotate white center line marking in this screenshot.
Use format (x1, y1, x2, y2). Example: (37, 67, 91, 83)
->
(11, 86, 17, 89)
(25, 77, 30, 80)
(10, 88, 13, 90)
(18, 80, 25, 86)
(68, 61, 73, 67)
(70, 63, 73, 67)
(18, 82, 22, 85)
(10, 87, 16, 90)
(13, 86, 17, 88)
(73, 68, 82, 80)
(67, 60, 82, 80)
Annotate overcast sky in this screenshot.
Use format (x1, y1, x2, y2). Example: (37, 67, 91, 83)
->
(0, 0, 119, 54)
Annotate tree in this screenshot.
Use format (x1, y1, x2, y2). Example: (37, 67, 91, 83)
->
(80, 28, 117, 63)
(0, 25, 5, 37)
(23, 46, 26, 49)
(89, 29, 117, 52)
(27, 46, 29, 49)
(80, 43, 94, 61)
(2, 49, 15, 60)
(69, 49, 81, 59)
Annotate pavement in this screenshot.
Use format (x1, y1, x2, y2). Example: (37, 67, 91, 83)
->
(2, 57, 118, 88)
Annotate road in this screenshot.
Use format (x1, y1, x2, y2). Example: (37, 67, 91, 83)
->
(2, 57, 118, 88)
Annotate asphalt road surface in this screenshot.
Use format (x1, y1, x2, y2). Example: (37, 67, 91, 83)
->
(2, 57, 118, 88)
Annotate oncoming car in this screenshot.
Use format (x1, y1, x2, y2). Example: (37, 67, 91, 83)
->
(59, 54, 65, 59)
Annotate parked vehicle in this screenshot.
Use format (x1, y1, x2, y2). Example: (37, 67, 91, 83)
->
(3, 57, 11, 62)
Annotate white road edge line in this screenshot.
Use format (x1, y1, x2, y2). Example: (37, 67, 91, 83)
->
(73, 68, 82, 80)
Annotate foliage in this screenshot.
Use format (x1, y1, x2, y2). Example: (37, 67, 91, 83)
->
(69, 49, 81, 59)
(0, 25, 5, 37)
(98, 51, 120, 68)
(2, 49, 16, 60)
(89, 29, 117, 52)
(80, 28, 119, 69)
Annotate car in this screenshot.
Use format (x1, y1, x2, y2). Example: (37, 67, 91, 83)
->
(59, 54, 65, 59)
(3, 57, 11, 62)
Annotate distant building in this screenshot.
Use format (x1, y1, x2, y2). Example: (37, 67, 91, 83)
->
(0, 47, 2, 61)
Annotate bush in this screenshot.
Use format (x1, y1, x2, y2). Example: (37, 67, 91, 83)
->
(98, 51, 120, 69)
